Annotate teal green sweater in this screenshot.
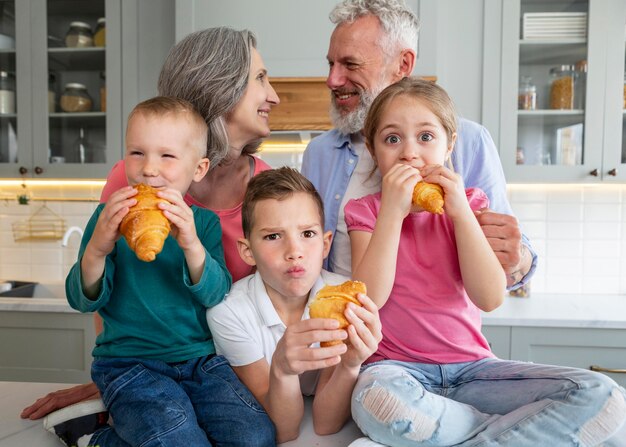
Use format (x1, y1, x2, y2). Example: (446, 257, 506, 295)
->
(66, 204, 232, 362)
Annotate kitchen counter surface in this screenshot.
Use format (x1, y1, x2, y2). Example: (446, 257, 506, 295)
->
(2, 288, 626, 330)
(482, 294, 626, 329)
(0, 382, 362, 447)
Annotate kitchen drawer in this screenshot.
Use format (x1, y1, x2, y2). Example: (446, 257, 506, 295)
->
(511, 327, 626, 388)
(0, 311, 95, 383)
(482, 325, 511, 360)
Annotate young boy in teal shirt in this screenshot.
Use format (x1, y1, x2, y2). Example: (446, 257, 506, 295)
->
(64, 96, 274, 447)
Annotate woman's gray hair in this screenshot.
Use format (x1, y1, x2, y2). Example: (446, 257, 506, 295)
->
(157, 27, 258, 168)
(329, 0, 419, 58)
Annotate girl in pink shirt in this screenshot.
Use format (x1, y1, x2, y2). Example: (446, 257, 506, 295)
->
(345, 77, 625, 447)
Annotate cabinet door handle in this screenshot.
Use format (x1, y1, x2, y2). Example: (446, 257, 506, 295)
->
(18, 166, 28, 175)
(34, 166, 43, 175)
(589, 169, 598, 176)
(608, 168, 617, 176)
(590, 365, 626, 374)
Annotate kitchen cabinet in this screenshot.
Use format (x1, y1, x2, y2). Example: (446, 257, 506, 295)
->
(0, 310, 95, 383)
(0, 0, 122, 179)
(174, 0, 419, 77)
(484, 0, 626, 183)
(482, 324, 626, 388)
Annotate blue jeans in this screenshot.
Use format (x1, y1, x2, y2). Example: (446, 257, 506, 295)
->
(89, 355, 275, 446)
(351, 358, 626, 446)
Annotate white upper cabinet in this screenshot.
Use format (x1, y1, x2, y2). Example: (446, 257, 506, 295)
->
(487, 0, 626, 183)
(0, 0, 123, 179)
(174, 0, 419, 78)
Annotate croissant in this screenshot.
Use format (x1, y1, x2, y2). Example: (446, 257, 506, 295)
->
(309, 280, 366, 347)
(120, 184, 170, 262)
(412, 181, 444, 214)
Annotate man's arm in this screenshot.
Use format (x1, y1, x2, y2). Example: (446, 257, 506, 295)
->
(474, 210, 535, 288)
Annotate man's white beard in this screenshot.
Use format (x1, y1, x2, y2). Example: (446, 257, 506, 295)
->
(329, 83, 386, 135)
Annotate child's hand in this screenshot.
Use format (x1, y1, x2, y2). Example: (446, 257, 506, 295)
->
(420, 164, 473, 221)
(87, 186, 137, 258)
(272, 319, 348, 378)
(380, 163, 421, 219)
(156, 188, 199, 252)
(340, 293, 382, 369)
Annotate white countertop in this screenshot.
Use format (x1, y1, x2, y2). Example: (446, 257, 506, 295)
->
(2, 286, 626, 330)
(482, 294, 626, 329)
(0, 283, 76, 313)
(0, 381, 362, 447)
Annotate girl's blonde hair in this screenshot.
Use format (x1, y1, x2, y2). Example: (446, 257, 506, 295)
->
(364, 77, 458, 162)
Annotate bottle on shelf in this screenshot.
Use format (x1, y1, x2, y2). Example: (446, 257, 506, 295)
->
(0, 71, 16, 115)
(48, 72, 56, 113)
(100, 71, 106, 112)
(518, 76, 536, 110)
(94, 18, 106, 47)
(73, 127, 87, 163)
(574, 59, 587, 110)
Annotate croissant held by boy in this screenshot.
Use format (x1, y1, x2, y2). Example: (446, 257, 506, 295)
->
(309, 280, 366, 347)
(119, 183, 171, 262)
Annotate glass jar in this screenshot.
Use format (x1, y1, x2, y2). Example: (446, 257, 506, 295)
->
(550, 65, 575, 110)
(65, 21, 93, 48)
(0, 70, 16, 114)
(48, 72, 56, 113)
(94, 17, 106, 47)
(574, 60, 587, 110)
(60, 83, 93, 112)
(518, 76, 536, 110)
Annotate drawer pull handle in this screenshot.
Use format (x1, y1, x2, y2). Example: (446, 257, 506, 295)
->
(590, 365, 626, 374)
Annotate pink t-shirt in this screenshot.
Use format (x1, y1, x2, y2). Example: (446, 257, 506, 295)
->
(345, 188, 495, 365)
(100, 156, 271, 282)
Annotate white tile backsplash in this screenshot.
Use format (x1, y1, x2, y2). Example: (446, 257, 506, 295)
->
(508, 184, 626, 295)
(2, 183, 626, 296)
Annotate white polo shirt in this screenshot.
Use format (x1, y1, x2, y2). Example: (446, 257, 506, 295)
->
(206, 269, 348, 396)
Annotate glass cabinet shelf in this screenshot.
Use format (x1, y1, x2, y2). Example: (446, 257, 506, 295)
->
(520, 40, 587, 65)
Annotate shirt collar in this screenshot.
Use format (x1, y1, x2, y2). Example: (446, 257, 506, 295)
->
(251, 271, 325, 327)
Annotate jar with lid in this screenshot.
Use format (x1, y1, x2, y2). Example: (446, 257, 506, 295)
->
(94, 18, 106, 47)
(574, 60, 587, 110)
(60, 83, 93, 112)
(550, 65, 576, 110)
(48, 72, 56, 113)
(0, 71, 16, 115)
(518, 76, 536, 110)
(65, 21, 93, 48)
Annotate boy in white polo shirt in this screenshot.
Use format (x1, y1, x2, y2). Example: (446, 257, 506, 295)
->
(206, 167, 382, 443)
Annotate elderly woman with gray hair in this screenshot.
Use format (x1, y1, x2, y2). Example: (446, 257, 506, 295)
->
(21, 27, 280, 446)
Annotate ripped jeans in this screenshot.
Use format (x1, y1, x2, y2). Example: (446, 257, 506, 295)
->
(351, 358, 626, 446)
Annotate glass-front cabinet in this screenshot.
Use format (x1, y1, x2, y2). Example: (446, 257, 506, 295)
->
(498, 0, 626, 182)
(0, 0, 121, 178)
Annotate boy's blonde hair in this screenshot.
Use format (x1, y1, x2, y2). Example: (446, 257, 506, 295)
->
(127, 96, 208, 157)
(364, 77, 458, 157)
(242, 167, 325, 238)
